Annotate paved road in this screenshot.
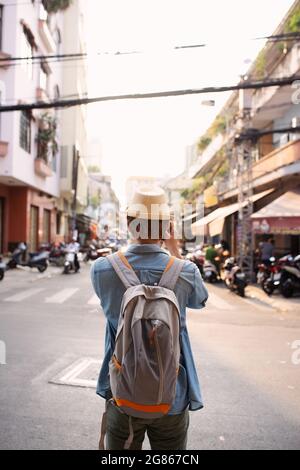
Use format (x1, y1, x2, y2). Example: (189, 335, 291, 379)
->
(0, 264, 299, 450)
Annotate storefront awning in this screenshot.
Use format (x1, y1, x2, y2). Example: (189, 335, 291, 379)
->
(192, 189, 273, 237)
(252, 188, 300, 235)
(251, 189, 300, 218)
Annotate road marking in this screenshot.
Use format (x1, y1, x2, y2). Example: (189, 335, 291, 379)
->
(45, 288, 79, 304)
(88, 294, 100, 305)
(4, 288, 45, 302)
(207, 291, 233, 310)
(49, 357, 102, 388)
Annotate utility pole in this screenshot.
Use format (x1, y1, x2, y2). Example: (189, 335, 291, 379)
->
(71, 146, 80, 238)
(235, 88, 256, 282)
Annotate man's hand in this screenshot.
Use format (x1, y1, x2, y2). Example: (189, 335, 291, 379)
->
(164, 221, 183, 259)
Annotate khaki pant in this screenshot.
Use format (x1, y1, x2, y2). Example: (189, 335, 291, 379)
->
(106, 400, 189, 450)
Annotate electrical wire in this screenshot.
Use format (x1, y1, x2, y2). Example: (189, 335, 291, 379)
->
(2, 34, 300, 65)
(0, 74, 299, 113)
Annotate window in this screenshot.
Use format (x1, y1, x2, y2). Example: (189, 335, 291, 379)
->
(19, 111, 31, 153)
(0, 5, 3, 52)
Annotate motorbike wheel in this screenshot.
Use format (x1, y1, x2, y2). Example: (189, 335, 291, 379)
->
(7, 259, 17, 269)
(281, 281, 294, 298)
(262, 279, 274, 296)
(64, 265, 71, 275)
(37, 264, 47, 273)
(0, 269, 4, 281)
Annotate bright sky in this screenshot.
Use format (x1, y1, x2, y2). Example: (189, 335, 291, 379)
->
(86, 0, 295, 205)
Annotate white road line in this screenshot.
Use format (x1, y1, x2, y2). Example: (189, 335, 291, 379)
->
(88, 294, 100, 306)
(45, 288, 79, 304)
(4, 288, 45, 302)
(207, 291, 234, 310)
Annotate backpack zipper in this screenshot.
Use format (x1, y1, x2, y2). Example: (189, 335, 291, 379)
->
(154, 328, 164, 404)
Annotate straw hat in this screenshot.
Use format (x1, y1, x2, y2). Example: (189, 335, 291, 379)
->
(127, 186, 171, 221)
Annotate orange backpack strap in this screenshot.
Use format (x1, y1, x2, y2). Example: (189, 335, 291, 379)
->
(107, 252, 140, 289)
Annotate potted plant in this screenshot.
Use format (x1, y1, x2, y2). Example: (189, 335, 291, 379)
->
(42, 0, 73, 13)
(36, 113, 58, 163)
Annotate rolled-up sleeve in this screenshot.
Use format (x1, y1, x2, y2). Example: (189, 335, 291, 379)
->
(187, 265, 208, 309)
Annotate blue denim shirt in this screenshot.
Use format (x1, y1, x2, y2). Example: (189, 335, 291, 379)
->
(90, 244, 208, 414)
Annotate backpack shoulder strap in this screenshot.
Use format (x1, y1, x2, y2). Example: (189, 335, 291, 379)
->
(159, 256, 185, 290)
(107, 251, 141, 289)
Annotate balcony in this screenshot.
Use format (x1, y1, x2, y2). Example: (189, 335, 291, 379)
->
(218, 139, 300, 201)
(0, 141, 8, 157)
(253, 138, 300, 180)
(0, 52, 11, 69)
(35, 158, 53, 178)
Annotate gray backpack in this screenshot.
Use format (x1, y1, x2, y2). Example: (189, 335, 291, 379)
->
(107, 251, 185, 420)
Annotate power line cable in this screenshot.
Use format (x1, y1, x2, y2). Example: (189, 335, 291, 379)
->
(0, 74, 298, 113)
(2, 33, 300, 65)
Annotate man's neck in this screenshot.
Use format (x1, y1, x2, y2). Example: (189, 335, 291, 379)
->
(132, 240, 161, 246)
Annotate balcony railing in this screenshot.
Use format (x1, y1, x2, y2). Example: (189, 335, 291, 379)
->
(252, 138, 300, 179)
(217, 139, 300, 198)
(35, 142, 53, 177)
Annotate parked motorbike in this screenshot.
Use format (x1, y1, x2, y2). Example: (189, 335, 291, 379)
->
(186, 249, 205, 276)
(45, 242, 66, 267)
(223, 257, 247, 297)
(0, 256, 6, 281)
(84, 244, 112, 262)
(203, 260, 219, 283)
(280, 255, 300, 298)
(7, 243, 49, 273)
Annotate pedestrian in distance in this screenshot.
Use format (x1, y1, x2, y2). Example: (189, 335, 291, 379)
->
(91, 187, 208, 450)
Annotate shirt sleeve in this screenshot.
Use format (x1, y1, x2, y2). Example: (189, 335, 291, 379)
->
(187, 264, 208, 309)
(90, 261, 102, 302)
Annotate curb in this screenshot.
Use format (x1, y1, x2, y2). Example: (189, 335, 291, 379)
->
(246, 285, 299, 313)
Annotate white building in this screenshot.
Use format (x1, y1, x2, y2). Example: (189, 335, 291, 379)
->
(0, 0, 65, 252)
(59, 0, 89, 238)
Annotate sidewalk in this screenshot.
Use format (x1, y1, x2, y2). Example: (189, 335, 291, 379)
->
(246, 284, 300, 312)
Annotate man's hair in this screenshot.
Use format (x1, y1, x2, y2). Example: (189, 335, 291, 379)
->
(127, 216, 170, 241)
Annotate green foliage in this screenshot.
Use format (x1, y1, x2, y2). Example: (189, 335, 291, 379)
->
(255, 51, 266, 79)
(287, 8, 300, 33)
(210, 115, 226, 135)
(42, 0, 73, 13)
(36, 113, 58, 161)
(197, 136, 212, 152)
(90, 195, 101, 209)
(197, 115, 227, 154)
(88, 165, 101, 173)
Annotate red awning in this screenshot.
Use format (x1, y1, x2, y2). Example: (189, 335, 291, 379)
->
(252, 188, 300, 234)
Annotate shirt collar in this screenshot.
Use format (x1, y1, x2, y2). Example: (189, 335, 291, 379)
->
(126, 243, 168, 255)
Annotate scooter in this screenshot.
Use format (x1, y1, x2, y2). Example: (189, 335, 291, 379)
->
(203, 260, 219, 283)
(63, 250, 80, 274)
(223, 257, 247, 297)
(84, 244, 112, 262)
(0, 256, 6, 281)
(280, 255, 300, 298)
(186, 249, 205, 276)
(7, 243, 49, 273)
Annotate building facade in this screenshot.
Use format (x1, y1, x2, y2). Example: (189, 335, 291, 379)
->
(188, 0, 300, 258)
(0, 0, 65, 253)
